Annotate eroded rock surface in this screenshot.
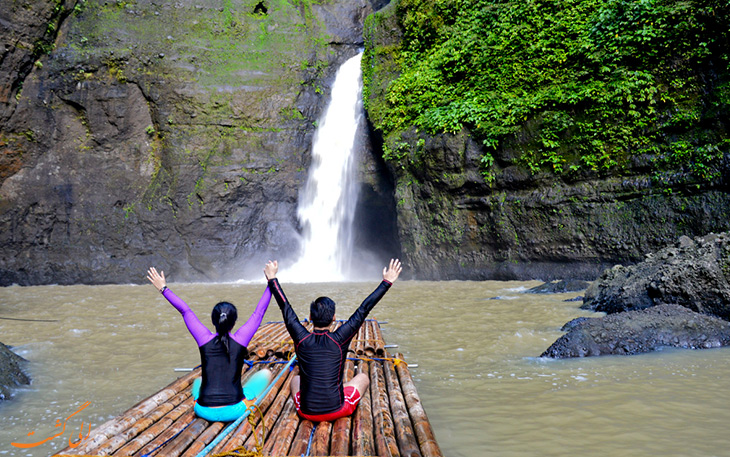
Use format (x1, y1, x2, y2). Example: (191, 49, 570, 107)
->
(526, 279, 589, 294)
(0, 342, 30, 400)
(542, 304, 730, 358)
(582, 233, 730, 319)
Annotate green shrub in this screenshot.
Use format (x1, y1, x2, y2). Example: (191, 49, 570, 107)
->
(365, 0, 730, 183)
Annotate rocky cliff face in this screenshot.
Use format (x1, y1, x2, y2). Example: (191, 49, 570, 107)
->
(0, 0, 394, 285)
(4, 0, 729, 285)
(363, 2, 730, 281)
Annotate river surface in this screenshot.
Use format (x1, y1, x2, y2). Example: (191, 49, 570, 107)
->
(2, 281, 730, 456)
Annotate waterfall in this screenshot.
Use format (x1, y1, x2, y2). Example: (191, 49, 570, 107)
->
(283, 53, 364, 282)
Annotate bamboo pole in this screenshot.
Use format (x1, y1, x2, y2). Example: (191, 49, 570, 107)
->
(330, 356, 355, 455)
(252, 324, 285, 359)
(263, 397, 299, 456)
(395, 353, 442, 457)
(132, 407, 196, 456)
(372, 320, 386, 356)
(371, 360, 400, 457)
(287, 419, 315, 456)
(267, 325, 292, 358)
(354, 324, 366, 356)
(179, 421, 225, 457)
(254, 324, 288, 358)
(255, 323, 287, 357)
(59, 370, 198, 455)
(115, 396, 194, 455)
(250, 322, 278, 343)
(275, 323, 298, 359)
(209, 358, 289, 454)
(351, 361, 375, 457)
(310, 421, 332, 456)
(93, 401, 176, 455)
(384, 358, 422, 457)
(246, 322, 277, 357)
(153, 417, 208, 457)
(253, 324, 283, 348)
(93, 388, 191, 455)
(363, 321, 374, 356)
(240, 366, 294, 451)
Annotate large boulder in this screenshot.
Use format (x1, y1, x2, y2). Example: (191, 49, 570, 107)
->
(0, 342, 30, 400)
(582, 232, 730, 319)
(541, 304, 730, 358)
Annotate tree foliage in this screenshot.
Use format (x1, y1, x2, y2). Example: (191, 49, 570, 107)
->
(364, 0, 730, 183)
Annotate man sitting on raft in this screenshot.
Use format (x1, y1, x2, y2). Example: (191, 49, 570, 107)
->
(147, 266, 273, 422)
(263, 258, 402, 422)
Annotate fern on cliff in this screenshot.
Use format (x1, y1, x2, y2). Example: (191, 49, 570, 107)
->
(364, 0, 730, 183)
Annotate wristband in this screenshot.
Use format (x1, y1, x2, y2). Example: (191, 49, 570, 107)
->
(160, 286, 168, 293)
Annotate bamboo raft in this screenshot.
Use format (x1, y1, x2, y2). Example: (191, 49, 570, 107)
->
(52, 319, 442, 457)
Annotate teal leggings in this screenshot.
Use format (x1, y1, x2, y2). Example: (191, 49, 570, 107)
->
(192, 370, 271, 422)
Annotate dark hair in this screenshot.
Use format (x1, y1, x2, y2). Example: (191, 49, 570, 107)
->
(212, 302, 238, 354)
(310, 296, 336, 328)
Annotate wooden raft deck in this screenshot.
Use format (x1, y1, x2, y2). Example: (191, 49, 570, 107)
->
(53, 319, 442, 457)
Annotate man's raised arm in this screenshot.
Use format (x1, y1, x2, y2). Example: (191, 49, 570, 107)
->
(264, 261, 309, 342)
(337, 259, 403, 339)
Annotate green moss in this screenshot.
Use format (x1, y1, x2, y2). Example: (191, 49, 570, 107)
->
(279, 106, 305, 120)
(52, 0, 337, 218)
(68, 0, 330, 88)
(123, 202, 136, 218)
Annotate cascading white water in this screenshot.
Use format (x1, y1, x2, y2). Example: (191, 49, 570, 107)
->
(283, 53, 364, 282)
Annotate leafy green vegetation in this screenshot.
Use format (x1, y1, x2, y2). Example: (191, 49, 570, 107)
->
(364, 0, 730, 184)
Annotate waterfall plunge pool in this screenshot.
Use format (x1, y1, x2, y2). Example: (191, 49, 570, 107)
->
(2, 281, 730, 456)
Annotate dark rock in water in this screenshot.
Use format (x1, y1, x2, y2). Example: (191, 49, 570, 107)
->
(526, 280, 589, 294)
(560, 316, 598, 331)
(0, 342, 30, 400)
(564, 296, 584, 302)
(582, 233, 730, 320)
(541, 304, 730, 358)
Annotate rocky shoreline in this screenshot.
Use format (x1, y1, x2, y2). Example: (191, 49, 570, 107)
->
(543, 232, 730, 358)
(0, 342, 30, 400)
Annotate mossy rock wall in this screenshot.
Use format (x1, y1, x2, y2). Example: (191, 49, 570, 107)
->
(0, 0, 386, 285)
(364, 1, 730, 280)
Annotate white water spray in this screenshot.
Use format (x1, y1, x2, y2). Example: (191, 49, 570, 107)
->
(284, 53, 364, 282)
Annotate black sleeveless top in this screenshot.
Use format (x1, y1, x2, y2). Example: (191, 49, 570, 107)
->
(197, 336, 248, 407)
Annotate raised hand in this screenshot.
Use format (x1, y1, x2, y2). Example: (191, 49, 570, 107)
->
(264, 260, 278, 280)
(147, 267, 167, 292)
(382, 258, 402, 283)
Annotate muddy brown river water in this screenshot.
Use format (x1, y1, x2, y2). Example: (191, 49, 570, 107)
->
(2, 280, 730, 456)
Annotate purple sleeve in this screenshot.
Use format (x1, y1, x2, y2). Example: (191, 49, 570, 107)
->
(232, 286, 272, 347)
(162, 288, 214, 347)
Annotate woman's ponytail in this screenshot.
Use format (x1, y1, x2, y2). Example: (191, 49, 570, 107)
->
(212, 302, 238, 355)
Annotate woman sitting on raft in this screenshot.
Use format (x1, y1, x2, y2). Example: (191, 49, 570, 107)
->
(147, 266, 273, 422)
